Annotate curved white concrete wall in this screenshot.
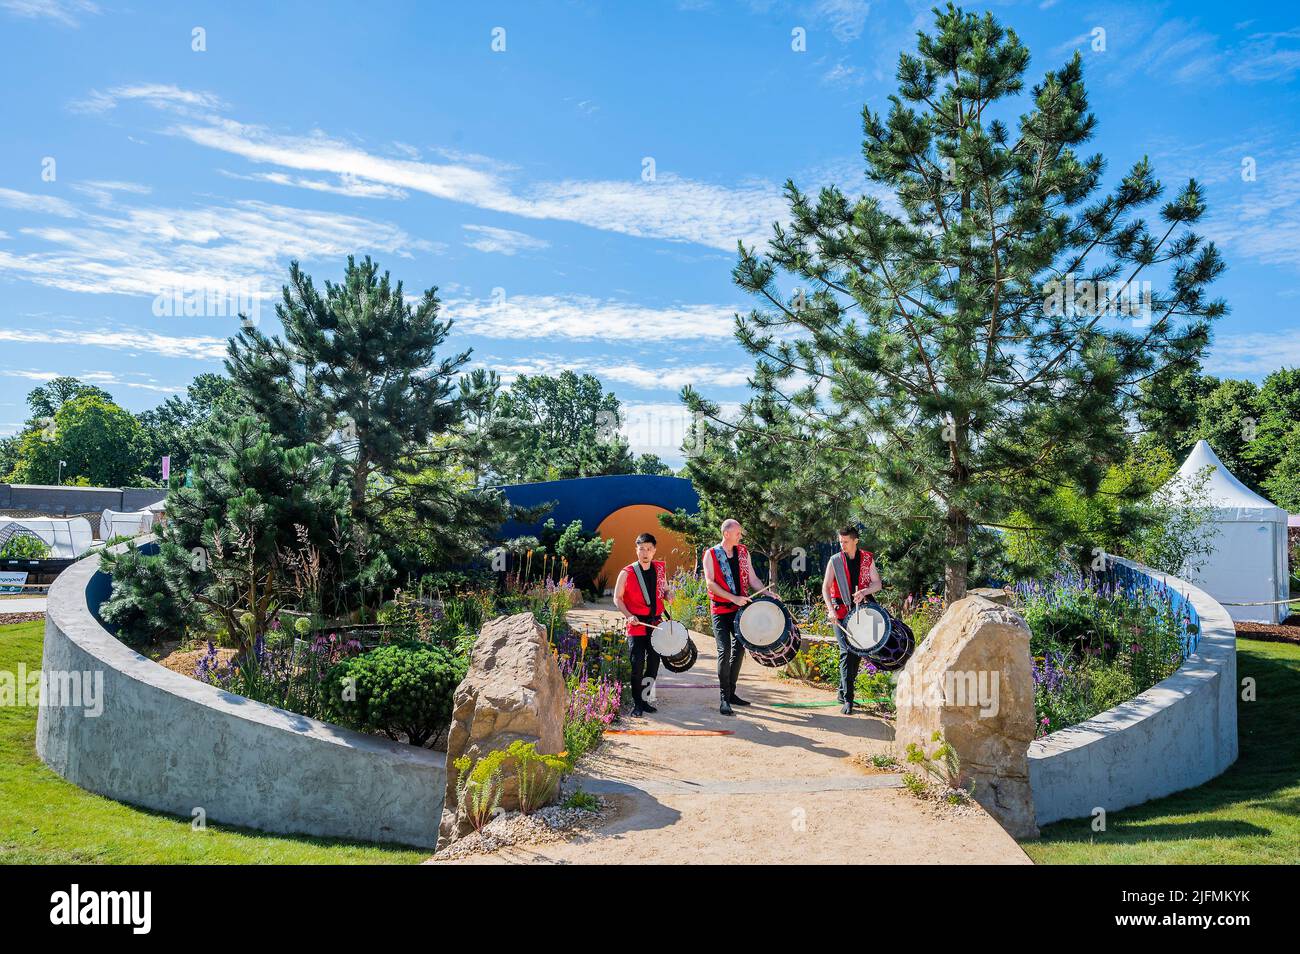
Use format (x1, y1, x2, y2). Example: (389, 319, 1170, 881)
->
(1027, 557, 1238, 825)
(35, 546, 446, 848)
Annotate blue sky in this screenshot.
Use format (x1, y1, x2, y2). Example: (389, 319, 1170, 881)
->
(1, 0, 1298, 465)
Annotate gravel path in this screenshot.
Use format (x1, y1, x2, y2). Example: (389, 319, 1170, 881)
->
(441, 604, 1031, 865)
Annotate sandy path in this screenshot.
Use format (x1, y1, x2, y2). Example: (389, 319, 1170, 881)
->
(443, 604, 1030, 865)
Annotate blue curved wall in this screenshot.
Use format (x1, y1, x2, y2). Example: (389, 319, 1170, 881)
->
(496, 474, 699, 538)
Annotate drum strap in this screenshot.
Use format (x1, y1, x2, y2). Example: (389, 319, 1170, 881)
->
(631, 562, 655, 614)
(832, 552, 853, 609)
(713, 544, 737, 594)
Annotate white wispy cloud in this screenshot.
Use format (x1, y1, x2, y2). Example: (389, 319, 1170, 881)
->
(219, 169, 409, 200)
(1, 0, 98, 27)
(0, 327, 229, 360)
(88, 91, 789, 251)
(814, 0, 872, 42)
(822, 61, 867, 87)
(462, 224, 550, 256)
(0, 195, 431, 299)
(69, 179, 153, 206)
(0, 187, 79, 218)
(1206, 330, 1300, 378)
(72, 83, 227, 115)
(447, 294, 739, 341)
(478, 354, 751, 390)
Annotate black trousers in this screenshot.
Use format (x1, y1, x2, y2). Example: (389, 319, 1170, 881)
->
(710, 611, 745, 702)
(629, 634, 660, 708)
(838, 643, 861, 704)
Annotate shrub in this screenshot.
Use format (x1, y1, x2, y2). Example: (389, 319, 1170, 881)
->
(322, 644, 465, 747)
(453, 753, 503, 833)
(0, 533, 51, 560)
(99, 545, 196, 647)
(509, 740, 567, 814)
(562, 789, 601, 812)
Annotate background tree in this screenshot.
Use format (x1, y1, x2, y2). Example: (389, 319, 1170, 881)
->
(135, 373, 238, 482)
(24, 376, 112, 420)
(676, 388, 850, 587)
(708, 5, 1225, 601)
(6, 393, 150, 486)
(493, 370, 636, 481)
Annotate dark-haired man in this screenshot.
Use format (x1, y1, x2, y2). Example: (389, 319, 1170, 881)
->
(822, 525, 882, 714)
(613, 532, 665, 718)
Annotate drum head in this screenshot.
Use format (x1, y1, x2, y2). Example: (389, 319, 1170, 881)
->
(737, 598, 788, 648)
(844, 605, 889, 653)
(651, 620, 689, 656)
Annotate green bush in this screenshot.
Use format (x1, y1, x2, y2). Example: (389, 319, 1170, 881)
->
(0, 534, 51, 560)
(99, 545, 196, 646)
(322, 644, 465, 747)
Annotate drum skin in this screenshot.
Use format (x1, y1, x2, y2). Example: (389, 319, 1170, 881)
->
(840, 603, 890, 657)
(737, 595, 800, 668)
(651, 619, 689, 656)
(836, 601, 916, 671)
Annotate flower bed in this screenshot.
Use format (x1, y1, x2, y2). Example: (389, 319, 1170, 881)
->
(1015, 570, 1197, 737)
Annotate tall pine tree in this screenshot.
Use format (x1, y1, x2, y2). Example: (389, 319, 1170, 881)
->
(705, 5, 1225, 601)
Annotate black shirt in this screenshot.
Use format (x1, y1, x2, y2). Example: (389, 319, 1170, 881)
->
(845, 552, 862, 592)
(726, 549, 741, 592)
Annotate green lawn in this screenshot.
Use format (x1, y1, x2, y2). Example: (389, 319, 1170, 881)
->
(0, 620, 426, 864)
(1024, 637, 1300, 864)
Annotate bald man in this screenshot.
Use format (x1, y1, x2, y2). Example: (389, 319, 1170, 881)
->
(702, 518, 757, 715)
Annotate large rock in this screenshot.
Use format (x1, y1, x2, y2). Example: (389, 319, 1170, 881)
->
(437, 613, 566, 847)
(894, 595, 1039, 838)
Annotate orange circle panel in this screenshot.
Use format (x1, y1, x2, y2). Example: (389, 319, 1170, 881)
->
(595, 504, 695, 594)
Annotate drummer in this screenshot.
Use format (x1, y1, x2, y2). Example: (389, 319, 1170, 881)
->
(703, 518, 757, 716)
(613, 532, 665, 718)
(822, 526, 883, 714)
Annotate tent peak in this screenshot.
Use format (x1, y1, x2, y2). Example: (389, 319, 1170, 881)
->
(1166, 439, 1286, 519)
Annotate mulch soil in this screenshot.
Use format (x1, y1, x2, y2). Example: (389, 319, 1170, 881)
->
(1235, 614, 1300, 645)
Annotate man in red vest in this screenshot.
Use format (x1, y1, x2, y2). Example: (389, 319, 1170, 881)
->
(613, 532, 666, 717)
(702, 518, 757, 715)
(822, 525, 883, 714)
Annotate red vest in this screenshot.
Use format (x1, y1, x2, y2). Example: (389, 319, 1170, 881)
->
(708, 543, 750, 615)
(828, 549, 874, 620)
(621, 560, 666, 636)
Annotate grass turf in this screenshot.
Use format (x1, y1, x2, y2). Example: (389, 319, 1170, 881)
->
(0, 620, 426, 864)
(1023, 637, 1300, 864)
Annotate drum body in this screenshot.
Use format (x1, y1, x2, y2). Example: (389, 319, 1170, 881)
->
(736, 595, 801, 668)
(869, 617, 914, 671)
(651, 620, 696, 672)
(837, 602, 915, 671)
(839, 603, 890, 657)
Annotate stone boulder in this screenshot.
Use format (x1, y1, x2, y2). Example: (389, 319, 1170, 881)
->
(893, 595, 1039, 838)
(967, 586, 1013, 606)
(437, 613, 566, 847)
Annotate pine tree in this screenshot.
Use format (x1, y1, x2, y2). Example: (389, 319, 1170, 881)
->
(715, 5, 1225, 601)
(673, 391, 851, 587)
(226, 256, 469, 523)
(224, 257, 509, 575)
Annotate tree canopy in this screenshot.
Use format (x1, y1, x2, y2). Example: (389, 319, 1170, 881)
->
(692, 4, 1226, 600)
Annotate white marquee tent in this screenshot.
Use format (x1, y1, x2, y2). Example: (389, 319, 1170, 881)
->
(1160, 440, 1291, 624)
(100, 509, 155, 541)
